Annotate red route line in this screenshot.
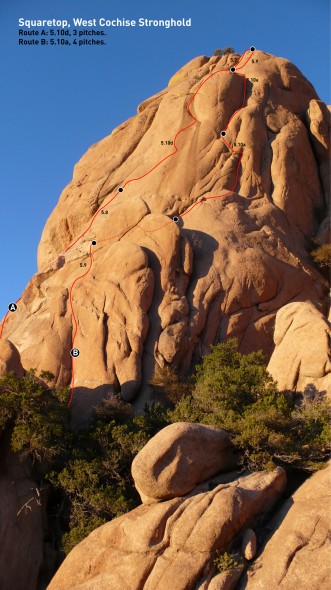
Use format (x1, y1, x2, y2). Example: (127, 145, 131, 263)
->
(0, 312, 10, 340)
(65, 51, 253, 252)
(0, 49, 256, 406)
(66, 50, 253, 404)
(89, 60, 250, 240)
(69, 245, 93, 345)
(0, 297, 22, 340)
(67, 245, 94, 407)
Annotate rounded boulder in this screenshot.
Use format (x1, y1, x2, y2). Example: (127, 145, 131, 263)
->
(0, 338, 24, 378)
(132, 422, 235, 503)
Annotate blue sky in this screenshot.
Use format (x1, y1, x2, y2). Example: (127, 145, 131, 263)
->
(0, 0, 330, 312)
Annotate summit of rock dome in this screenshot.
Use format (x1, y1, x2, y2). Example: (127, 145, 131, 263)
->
(1, 50, 329, 416)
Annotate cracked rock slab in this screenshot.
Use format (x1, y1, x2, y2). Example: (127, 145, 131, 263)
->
(47, 468, 286, 590)
(241, 462, 331, 590)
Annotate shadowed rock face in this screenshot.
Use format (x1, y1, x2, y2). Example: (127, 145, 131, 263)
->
(241, 462, 331, 590)
(1, 51, 330, 413)
(0, 435, 44, 590)
(267, 302, 331, 395)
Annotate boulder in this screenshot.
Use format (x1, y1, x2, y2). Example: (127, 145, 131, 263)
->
(242, 528, 257, 560)
(47, 467, 286, 590)
(131, 422, 235, 503)
(0, 338, 24, 377)
(242, 463, 331, 589)
(267, 302, 331, 396)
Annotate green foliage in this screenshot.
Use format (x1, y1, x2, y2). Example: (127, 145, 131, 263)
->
(0, 371, 168, 553)
(168, 339, 331, 471)
(310, 242, 331, 281)
(310, 243, 331, 269)
(193, 339, 276, 411)
(213, 47, 235, 57)
(1, 339, 329, 555)
(48, 401, 168, 552)
(0, 370, 69, 462)
(150, 364, 192, 404)
(214, 550, 243, 573)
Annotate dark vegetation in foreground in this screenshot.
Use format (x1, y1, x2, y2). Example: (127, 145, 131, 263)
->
(310, 242, 331, 281)
(0, 339, 330, 559)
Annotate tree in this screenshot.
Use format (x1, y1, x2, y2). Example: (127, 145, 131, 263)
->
(149, 364, 191, 404)
(46, 398, 167, 552)
(0, 370, 69, 463)
(169, 339, 330, 471)
(1, 343, 329, 555)
(0, 371, 168, 553)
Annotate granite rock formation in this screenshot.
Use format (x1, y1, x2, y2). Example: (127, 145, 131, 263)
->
(241, 462, 331, 590)
(0, 49, 330, 590)
(0, 338, 24, 378)
(1, 50, 330, 413)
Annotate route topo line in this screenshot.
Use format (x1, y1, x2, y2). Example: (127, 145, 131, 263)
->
(0, 48, 256, 407)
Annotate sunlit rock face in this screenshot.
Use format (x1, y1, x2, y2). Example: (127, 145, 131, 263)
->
(2, 51, 330, 417)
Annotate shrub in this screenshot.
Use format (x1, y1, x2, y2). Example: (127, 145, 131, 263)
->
(49, 401, 168, 552)
(214, 550, 243, 573)
(149, 364, 191, 404)
(213, 47, 235, 57)
(192, 339, 277, 412)
(310, 242, 331, 281)
(1, 340, 329, 554)
(310, 243, 331, 269)
(168, 339, 331, 471)
(0, 371, 168, 553)
(0, 370, 69, 462)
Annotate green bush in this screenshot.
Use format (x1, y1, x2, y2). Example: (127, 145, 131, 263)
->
(310, 242, 331, 281)
(213, 47, 235, 57)
(0, 370, 167, 553)
(150, 364, 191, 404)
(310, 243, 331, 269)
(0, 339, 329, 555)
(214, 550, 243, 573)
(0, 370, 69, 462)
(49, 402, 168, 552)
(168, 339, 330, 471)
